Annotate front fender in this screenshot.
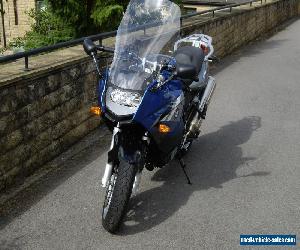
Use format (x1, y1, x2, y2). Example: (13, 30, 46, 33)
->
(108, 126, 146, 168)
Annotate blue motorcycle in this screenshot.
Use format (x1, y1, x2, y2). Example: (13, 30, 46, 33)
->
(83, 0, 217, 233)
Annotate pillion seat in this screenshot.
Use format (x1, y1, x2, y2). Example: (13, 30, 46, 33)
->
(174, 46, 206, 91)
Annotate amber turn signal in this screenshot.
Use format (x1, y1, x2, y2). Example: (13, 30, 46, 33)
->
(90, 106, 102, 116)
(158, 124, 171, 133)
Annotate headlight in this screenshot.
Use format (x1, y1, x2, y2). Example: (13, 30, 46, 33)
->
(110, 88, 142, 107)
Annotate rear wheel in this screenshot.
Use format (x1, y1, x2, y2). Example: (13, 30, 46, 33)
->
(102, 160, 137, 233)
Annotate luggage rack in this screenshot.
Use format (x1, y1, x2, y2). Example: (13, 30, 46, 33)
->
(174, 34, 214, 60)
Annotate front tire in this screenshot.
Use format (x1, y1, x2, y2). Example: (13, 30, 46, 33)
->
(102, 160, 137, 233)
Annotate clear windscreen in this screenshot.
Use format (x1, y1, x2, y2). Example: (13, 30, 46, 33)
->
(109, 0, 181, 92)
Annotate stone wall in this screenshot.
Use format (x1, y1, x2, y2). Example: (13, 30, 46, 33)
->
(181, 0, 300, 58)
(0, 58, 101, 191)
(0, 0, 36, 47)
(0, 0, 299, 192)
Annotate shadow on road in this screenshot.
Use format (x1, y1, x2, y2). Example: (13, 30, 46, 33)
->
(0, 128, 111, 230)
(120, 116, 270, 235)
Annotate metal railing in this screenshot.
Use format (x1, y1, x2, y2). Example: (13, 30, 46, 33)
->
(0, 0, 267, 70)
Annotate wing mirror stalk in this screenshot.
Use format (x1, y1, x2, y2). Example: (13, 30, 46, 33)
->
(91, 52, 102, 78)
(83, 38, 115, 77)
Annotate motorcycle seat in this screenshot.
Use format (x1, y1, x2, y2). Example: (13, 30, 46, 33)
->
(174, 46, 205, 81)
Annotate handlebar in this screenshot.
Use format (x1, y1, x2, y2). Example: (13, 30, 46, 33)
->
(96, 45, 115, 53)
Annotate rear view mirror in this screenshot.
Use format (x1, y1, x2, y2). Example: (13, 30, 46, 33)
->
(83, 38, 97, 56)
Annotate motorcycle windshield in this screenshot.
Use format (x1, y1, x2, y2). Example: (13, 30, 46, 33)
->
(109, 0, 181, 92)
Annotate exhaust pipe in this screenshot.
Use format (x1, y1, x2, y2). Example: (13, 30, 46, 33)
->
(199, 76, 216, 112)
(187, 76, 216, 138)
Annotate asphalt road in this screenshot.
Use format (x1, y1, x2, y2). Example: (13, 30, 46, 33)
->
(1, 19, 300, 250)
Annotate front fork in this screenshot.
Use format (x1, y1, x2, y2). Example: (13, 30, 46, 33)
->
(101, 125, 121, 188)
(132, 132, 150, 195)
(101, 125, 150, 196)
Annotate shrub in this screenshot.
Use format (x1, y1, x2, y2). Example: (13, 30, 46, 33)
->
(23, 8, 75, 50)
(8, 37, 25, 49)
(0, 46, 6, 55)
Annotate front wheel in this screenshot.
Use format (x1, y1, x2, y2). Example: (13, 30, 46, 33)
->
(102, 160, 137, 233)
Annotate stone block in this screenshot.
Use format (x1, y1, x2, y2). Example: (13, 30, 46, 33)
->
(0, 130, 23, 155)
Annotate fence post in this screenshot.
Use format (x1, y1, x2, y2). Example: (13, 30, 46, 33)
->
(24, 56, 29, 71)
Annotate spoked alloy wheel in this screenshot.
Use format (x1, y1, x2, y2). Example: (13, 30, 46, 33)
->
(102, 170, 117, 220)
(102, 160, 137, 233)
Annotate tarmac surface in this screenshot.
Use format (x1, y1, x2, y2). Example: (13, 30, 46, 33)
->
(0, 18, 300, 250)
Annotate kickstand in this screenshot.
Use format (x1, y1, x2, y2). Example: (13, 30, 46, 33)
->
(178, 158, 192, 185)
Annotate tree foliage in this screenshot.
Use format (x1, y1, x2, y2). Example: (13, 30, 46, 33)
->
(22, 7, 75, 50)
(47, 0, 130, 36)
(47, 0, 182, 35)
(91, 3, 124, 31)
(17, 0, 182, 50)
